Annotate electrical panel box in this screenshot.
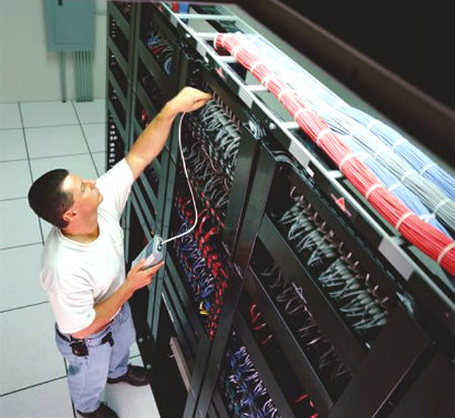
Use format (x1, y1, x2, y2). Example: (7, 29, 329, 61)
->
(43, 0, 95, 52)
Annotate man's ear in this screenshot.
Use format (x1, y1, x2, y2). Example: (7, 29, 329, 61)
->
(62, 209, 77, 224)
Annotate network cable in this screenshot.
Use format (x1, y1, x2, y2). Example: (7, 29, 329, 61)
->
(277, 189, 390, 340)
(259, 264, 351, 395)
(160, 112, 199, 246)
(214, 32, 455, 275)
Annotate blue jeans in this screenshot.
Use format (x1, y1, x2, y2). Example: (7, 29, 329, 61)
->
(55, 303, 136, 413)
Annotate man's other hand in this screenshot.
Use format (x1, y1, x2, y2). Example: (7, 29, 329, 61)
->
(167, 87, 212, 114)
(126, 259, 164, 291)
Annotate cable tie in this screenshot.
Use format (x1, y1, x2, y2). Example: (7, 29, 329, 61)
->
(221, 34, 232, 50)
(278, 87, 293, 102)
(338, 152, 357, 171)
(213, 34, 221, 49)
(395, 211, 413, 230)
(392, 138, 406, 151)
(250, 60, 262, 73)
(332, 101, 346, 112)
(437, 242, 455, 264)
(315, 127, 332, 146)
(365, 183, 383, 200)
(221, 33, 231, 49)
(366, 119, 379, 132)
(400, 170, 414, 183)
(358, 151, 369, 161)
(388, 182, 401, 192)
(419, 213, 435, 222)
(231, 44, 242, 60)
(373, 146, 386, 159)
(347, 123, 361, 141)
(293, 107, 312, 122)
(419, 162, 436, 175)
(433, 198, 451, 216)
(261, 74, 274, 89)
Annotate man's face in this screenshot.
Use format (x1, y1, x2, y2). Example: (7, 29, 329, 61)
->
(61, 174, 103, 219)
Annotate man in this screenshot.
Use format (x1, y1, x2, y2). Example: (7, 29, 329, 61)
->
(28, 87, 211, 418)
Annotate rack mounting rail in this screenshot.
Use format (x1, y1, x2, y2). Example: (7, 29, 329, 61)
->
(157, 2, 454, 335)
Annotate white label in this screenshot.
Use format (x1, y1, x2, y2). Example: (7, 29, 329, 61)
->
(305, 165, 315, 178)
(238, 86, 253, 108)
(378, 237, 414, 280)
(289, 140, 310, 169)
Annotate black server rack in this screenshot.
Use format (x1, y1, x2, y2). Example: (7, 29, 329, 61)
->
(106, 2, 132, 171)
(106, 2, 454, 417)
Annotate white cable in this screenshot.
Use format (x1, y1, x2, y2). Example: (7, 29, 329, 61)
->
(161, 113, 199, 245)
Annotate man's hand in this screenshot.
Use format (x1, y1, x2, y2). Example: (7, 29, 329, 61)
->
(126, 259, 164, 292)
(166, 87, 212, 115)
(72, 260, 164, 339)
(125, 86, 211, 181)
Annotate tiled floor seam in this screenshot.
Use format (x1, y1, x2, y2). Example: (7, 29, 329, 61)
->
(0, 300, 49, 314)
(0, 375, 68, 398)
(0, 157, 28, 163)
(28, 151, 101, 161)
(0, 127, 24, 131)
(0, 122, 103, 130)
(71, 101, 100, 177)
(18, 102, 44, 243)
(2, 99, 103, 105)
(0, 241, 42, 252)
(0, 196, 30, 203)
(24, 123, 81, 129)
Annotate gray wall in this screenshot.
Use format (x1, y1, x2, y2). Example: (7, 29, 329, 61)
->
(0, 0, 107, 103)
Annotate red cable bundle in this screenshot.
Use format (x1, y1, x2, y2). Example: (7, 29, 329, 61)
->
(214, 33, 455, 275)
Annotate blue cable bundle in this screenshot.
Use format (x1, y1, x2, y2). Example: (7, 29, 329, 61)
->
(340, 106, 455, 201)
(220, 338, 281, 418)
(174, 219, 216, 316)
(342, 136, 450, 235)
(241, 35, 455, 203)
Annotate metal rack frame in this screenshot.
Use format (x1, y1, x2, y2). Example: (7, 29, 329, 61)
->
(106, 2, 454, 417)
(158, 3, 454, 334)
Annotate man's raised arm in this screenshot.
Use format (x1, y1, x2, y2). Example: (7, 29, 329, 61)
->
(126, 86, 211, 181)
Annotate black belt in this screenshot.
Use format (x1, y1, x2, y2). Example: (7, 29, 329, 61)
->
(56, 326, 114, 357)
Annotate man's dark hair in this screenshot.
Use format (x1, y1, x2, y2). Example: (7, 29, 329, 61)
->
(28, 169, 74, 229)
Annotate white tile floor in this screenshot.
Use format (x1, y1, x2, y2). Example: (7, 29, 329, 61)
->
(0, 100, 160, 418)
